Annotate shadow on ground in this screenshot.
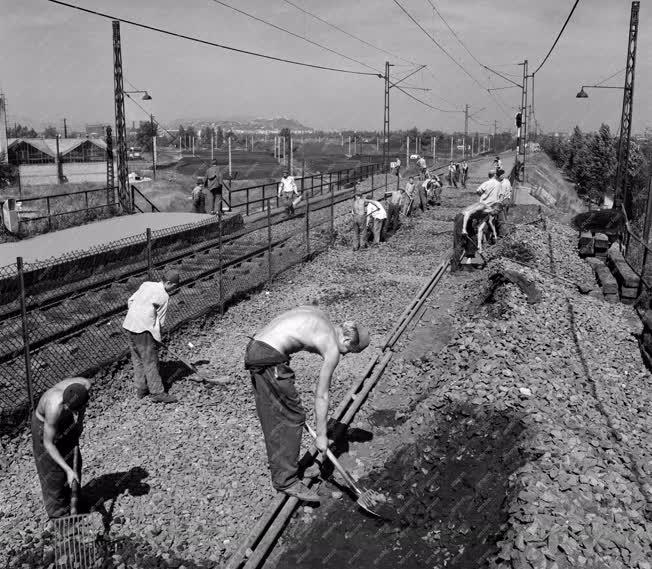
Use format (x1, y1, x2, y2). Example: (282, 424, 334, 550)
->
(274, 402, 528, 569)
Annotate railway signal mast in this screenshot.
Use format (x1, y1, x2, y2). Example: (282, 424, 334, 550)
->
(112, 21, 131, 212)
(614, 1, 640, 213)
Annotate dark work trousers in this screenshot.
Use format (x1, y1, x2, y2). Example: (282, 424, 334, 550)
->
(371, 218, 384, 244)
(352, 214, 367, 250)
(210, 186, 223, 213)
(32, 412, 82, 519)
(417, 187, 428, 212)
(126, 331, 164, 395)
(192, 193, 206, 214)
(281, 192, 295, 215)
(452, 212, 479, 271)
(387, 202, 401, 231)
(245, 340, 305, 491)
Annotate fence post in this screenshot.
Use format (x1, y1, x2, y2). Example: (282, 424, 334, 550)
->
(146, 228, 153, 279)
(305, 196, 310, 258)
(17, 257, 34, 412)
(218, 210, 224, 315)
(46, 197, 52, 231)
(330, 181, 335, 236)
(246, 188, 250, 216)
(320, 173, 324, 196)
(267, 199, 272, 286)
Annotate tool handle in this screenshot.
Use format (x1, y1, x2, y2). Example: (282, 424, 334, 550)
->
(304, 423, 363, 496)
(70, 445, 80, 515)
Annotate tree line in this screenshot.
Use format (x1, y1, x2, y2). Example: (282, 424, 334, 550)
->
(539, 124, 651, 222)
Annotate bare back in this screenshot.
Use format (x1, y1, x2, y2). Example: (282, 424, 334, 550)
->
(352, 197, 366, 216)
(35, 377, 90, 424)
(254, 306, 339, 360)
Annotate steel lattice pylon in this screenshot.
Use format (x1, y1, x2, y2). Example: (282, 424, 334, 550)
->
(614, 1, 640, 213)
(112, 21, 131, 212)
(382, 61, 390, 170)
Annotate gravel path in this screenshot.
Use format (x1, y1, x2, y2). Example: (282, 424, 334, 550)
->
(274, 214, 652, 569)
(0, 156, 504, 568)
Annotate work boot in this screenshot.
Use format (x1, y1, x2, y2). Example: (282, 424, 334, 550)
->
(150, 392, 178, 404)
(280, 481, 321, 503)
(136, 388, 149, 399)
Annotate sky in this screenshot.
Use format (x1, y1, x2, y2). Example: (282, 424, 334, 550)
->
(1, 0, 651, 135)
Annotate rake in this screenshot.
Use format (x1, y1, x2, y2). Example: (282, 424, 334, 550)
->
(52, 446, 102, 568)
(304, 423, 386, 518)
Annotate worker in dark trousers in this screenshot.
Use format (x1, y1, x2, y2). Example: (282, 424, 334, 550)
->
(451, 202, 491, 271)
(204, 160, 225, 214)
(245, 306, 370, 503)
(122, 270, 181, 403)
(32, 378, 90, 518)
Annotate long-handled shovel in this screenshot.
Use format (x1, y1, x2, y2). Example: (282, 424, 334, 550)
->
(52, 447, 101, 568)
(304, 423, 385, 518)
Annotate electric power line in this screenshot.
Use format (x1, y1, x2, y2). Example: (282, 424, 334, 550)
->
(394, 85, 459, 113)
(281, 0, 417, 66)
(425, 0, 483, 68)
(208, 0, 382, 74)
(532, 0, 581, 76)
(46, 0, 381, 77)
(392, 0, 485, 91)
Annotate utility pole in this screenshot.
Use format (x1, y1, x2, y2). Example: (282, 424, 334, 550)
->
(63, 118, 68, 138)
(406, 135, 409, 168)
(432, 136, 435, 163)
(382, 61, 391, 170)
(614, 0, 640, 213)
(150, 114, 157, 180)
(450, 136, 453, 161)
(228, 134, 232, 177)
(463, 104, 469, 159)
(112, 20, 130, 212)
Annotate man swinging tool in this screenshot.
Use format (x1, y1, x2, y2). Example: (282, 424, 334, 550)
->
(31, 378, 91, 518)
(244, 306, 370, 503)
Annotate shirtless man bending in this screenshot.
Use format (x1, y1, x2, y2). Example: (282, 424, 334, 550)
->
(31, 377, 91, 518)
(244, 306, 370, 503)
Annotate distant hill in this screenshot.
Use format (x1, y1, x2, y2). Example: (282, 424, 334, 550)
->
(168, 116, 313, 132)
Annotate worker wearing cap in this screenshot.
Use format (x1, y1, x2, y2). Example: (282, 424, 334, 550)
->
(122, 271, 181, 403)
(278, 170, 300, 216)
(191, 177, 206, 214)
(32, 377, 91, 518)
(244, 305, 370, 503)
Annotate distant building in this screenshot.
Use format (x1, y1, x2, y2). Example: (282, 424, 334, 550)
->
(85, 124, 107, 138)
(7, 138, 111, 186)
(7, 138, 107, 165)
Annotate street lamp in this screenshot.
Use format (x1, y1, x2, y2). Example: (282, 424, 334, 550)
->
(575, 85, 623, 98)
(124, 90, 152, 100)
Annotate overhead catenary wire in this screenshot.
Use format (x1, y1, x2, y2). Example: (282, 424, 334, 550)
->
(208, 0, 383, 74)
(392, 0, 511, 120)
(532, 0, 581, 76)
(45, 0, 381, 77)
(425, 0, 484, 68)
(281, 0, 417, 66)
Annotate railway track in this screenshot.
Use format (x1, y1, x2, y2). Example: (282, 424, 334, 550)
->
(225, 258, 450, 569)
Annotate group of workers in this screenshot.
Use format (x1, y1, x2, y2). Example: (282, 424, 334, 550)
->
(32, 154, 512, 520)
(191, 159, 231, 214)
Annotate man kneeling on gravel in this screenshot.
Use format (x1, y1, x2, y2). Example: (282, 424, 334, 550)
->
(244, 305, 370, 503)
(32, 377, 90, 518)
(122, 270, 180, 403)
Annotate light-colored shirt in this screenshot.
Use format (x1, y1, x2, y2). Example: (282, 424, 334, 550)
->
(417, 158, 426, 168)
(191, 185, 204, 202)
(366, 200, 387, 220)
(477, 178, 501, 207)
(499, 178, 512, 201)
(389, 190, 402, 205)
(122, 281, 170, 343)
(278, 176, 298, 195)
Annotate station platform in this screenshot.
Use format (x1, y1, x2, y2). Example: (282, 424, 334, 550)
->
(0, 212, 222, 267)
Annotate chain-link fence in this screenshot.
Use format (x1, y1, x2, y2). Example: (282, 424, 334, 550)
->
(0, 162, 390, 433)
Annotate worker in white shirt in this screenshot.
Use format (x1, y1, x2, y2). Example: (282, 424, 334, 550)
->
(366, 197, 387, 245)
(447, 161, 458, 188)
(394, 157, 401, 177)
(416, 156, 427, 180)
(476, 170, 501, 209)
(403, 177, 416, 216)
(122, 271, 181, 403)
(278, 171, 300, 216)
(494, 169, 513, 236)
